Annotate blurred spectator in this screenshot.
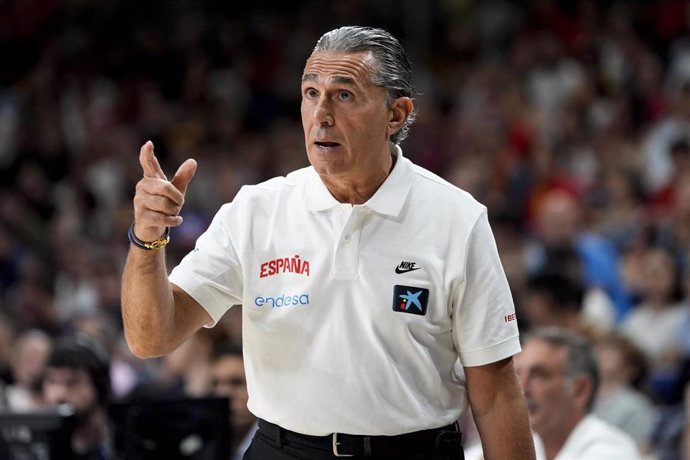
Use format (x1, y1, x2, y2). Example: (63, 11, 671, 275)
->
(467, 327, 640, 459)
(6, 262, 61, 334)
(656, 261, 690, 410)
(589, 167, 647, 252)
(90, 261, 123, 328)
(521, 271, 591, 337)
(655, 170, 690, 270)
(525, 188, 628, 324)
(525, 30, 586, 146)
(6, 328, 51, 411)
(53, 239, 99, 323)
(648, 139, 690, 216)
(621, 246, 687, 404)
(643, 84, 690, 195)
(679, 264, 690, 362)
(126, 328, 214, 400)
(594, 333, 659, 454)
(647, 290, 690, 460)
(108, 336, 143, 401)
(209, 343, 257, 460)
(516, 327, 639, 459)
(42, 335, 112, 460)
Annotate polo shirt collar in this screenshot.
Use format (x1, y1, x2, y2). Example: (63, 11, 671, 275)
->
(305, 145, 413, 217)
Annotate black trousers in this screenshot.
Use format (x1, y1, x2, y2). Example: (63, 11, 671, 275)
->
(243, 420, 465, 460)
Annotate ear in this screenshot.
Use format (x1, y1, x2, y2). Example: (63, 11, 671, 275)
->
(387, 97, 414, 137)
(570, 376, 594, 413)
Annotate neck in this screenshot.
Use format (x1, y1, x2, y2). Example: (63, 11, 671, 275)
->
(540, 415, 584, 460)
(321, 149, 396, 204)
(72, 406, 107, 455)
(596, 380, 620, 402)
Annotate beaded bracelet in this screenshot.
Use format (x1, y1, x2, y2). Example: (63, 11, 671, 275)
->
(127, 222, 170, 250)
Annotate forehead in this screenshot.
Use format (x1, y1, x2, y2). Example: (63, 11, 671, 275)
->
(302, 51, 376, 87)
(516, 338, 567, 369)
(45, 366, 91, 382)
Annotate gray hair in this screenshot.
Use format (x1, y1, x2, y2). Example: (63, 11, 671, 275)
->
(525, 327, 600, 411)
(311, 26, 417, 145)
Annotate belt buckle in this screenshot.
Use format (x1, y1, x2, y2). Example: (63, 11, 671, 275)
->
(332, 433, 354, 457)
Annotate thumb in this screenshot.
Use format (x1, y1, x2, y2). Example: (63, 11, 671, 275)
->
(170, 158, 198, 195)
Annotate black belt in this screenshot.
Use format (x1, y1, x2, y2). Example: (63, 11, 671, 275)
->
(257, 418, 464, 458)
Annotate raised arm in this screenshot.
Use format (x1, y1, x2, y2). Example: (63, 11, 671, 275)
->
(465, 357, 536, 460)
(121, 141, 211, 358)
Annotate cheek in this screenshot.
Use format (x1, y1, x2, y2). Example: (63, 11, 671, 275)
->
(531, 381, 559, 402)
(301, 109, 311, 130)
(72, 383, 98, 407)
(542, 382, 570, 407)
(361, 115, 390, 139)
(42, 384, 60, 403)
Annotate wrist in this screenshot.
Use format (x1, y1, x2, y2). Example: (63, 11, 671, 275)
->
(128, 222, 170, 250)
(132, 222, 167, 241)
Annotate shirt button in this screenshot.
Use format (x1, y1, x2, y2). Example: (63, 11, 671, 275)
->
(343, 234, 351, 242)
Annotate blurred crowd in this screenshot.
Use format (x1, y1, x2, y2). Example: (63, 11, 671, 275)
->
(1, 0, 690, 458)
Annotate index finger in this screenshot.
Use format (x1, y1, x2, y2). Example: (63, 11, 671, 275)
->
(139, 141, 167, 180)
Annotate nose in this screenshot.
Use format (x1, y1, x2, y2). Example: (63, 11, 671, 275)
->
(313, 97, 334, 126)
(46, 386, 69, 406)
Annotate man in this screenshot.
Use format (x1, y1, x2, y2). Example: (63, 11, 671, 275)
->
(515, 328, 639, 459)
(210, 343, 258, 460)
(42, 335, 112, 460)
(122, 25, 535, 459)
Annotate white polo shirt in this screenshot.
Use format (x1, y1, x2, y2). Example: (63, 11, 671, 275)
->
(169, 146, 520, 436)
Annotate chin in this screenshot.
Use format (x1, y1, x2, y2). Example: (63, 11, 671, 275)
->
(310, 159, 343, 176)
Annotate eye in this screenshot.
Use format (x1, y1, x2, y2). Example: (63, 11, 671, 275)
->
(304, 88, 318, 98)
(338, 90, 352, 101)
(530, 368, 552, 381)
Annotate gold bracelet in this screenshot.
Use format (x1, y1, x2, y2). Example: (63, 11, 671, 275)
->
(127, 222, 170, 250)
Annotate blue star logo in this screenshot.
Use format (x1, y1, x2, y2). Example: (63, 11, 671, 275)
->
(399, 290, 423, 311)
(393, 285, 429, 316)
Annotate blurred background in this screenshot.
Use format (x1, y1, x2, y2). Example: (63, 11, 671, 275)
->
(1, 0, 690, 458)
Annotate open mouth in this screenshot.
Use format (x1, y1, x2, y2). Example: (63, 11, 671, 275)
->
(314, 141, 340, 148)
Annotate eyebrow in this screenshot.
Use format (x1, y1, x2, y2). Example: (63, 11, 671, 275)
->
(301, 74, 356, 86)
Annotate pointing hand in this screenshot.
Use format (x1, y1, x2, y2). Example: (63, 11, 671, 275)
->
(132, 141, 197, 242)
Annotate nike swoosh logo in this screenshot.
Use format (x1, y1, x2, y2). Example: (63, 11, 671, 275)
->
(395, 267, 421, 274)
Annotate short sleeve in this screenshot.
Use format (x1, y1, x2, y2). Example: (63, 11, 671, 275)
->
(169, 203, 243, 326)
(452, 210, 521, 366)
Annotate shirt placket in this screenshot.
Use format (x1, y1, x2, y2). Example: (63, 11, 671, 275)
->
(333, 205, 366, 279)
